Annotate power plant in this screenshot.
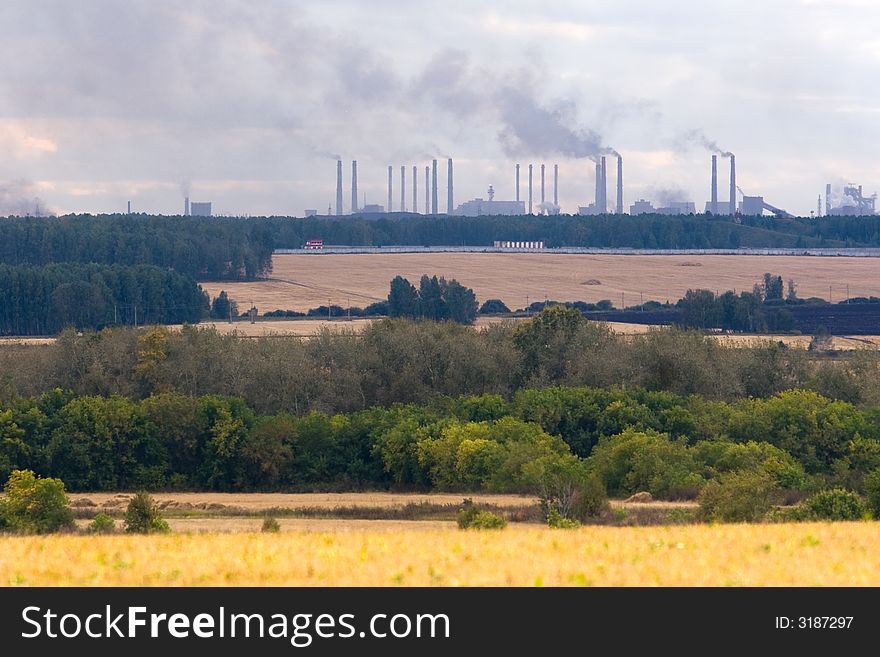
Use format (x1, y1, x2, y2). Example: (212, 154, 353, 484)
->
(322, 153, 876, 219)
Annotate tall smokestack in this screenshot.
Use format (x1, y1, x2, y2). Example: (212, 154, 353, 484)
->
(729, 154, 736, 216)
(447, 158, 453, 214)
(413, 165, 417, 215)
(595, 162, 601, 209)
(528, 164, 533, 214)
(540, 164, 545, 208)
(400, 166, 406, 212)
(710, 155, 718, 214)
(616, 156, 623, 215)
(826, 183, 832, 215)
(387, 165, 393, 212)
(425, 166, 430, 214)
(127, 200, 131, 215)
(336, 160, 343, 216)
(351, 161, 358, 213)
(553, 164, 558, 207)
(185, 197, 189, 216)
(515, 164, 520, 202)
(431, 159, 438, 215)
(600, 156, 607, 213)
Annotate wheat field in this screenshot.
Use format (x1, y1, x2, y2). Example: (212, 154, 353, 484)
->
(3, 523, 879, 586)
(202, 253, 880, 313)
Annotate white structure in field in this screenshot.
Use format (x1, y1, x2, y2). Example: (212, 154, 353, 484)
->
(493, 240, 545, 249)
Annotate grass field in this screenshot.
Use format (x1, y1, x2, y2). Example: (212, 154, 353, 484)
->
(202, 253, 880, 313)
(2, 523, 878, 586)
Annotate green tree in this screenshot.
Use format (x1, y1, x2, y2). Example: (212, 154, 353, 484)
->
(441, 278, 479, 324)
(123, 492, 170, 533)
(210, 291, 237, 320)
(387, 276, 419, 318)
(0, 469, 74, 533)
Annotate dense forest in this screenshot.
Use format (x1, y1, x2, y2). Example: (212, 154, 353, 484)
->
(2, 310, 879, 414)
(0, 215, 274, 280)
(0, 384, 877, 499)
(0, 264, 208, 335)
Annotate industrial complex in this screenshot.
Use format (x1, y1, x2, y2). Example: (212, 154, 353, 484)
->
(320, 153, 876, 220)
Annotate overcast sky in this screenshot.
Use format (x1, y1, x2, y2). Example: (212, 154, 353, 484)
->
(1, 0, 878, 217)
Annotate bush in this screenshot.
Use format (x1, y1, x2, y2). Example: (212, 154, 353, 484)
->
(698, 469, 779, 523)
(536, 455, 608, 521)
(457, 499, 507, 529)
(87, 512, 116, 534)
(0, 469, 74, 534)
(803, 488, 865, 521)
(547, 508, 580, 529)
(123, 492, 170, 534)
(865, 469, 880, 518)
(261, 516, 281, 533)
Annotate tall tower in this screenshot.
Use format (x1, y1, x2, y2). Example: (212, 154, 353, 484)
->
(540, 164, 545, 207)
(826, 183, 832, 215)
(616, 156, 623, 215)
(351, 160, 358, 213)
(729, 154, 736, 216)
(710, 154, 718, 214)
(425, 166, 430, 214)
(515, 164, 520, 202)
(336, 159, 343, 216)
(595, 162, 601, 210)
(600, 156, 607, 213)
(553, 164, 558, 207)
(431, 159, 438, 215)
(387, 165, 393, 212)
(413, 165, 418, 214)
(447, 158, 454, 215)
(400, 166, 406, 212)
(528, 164, 533, 214)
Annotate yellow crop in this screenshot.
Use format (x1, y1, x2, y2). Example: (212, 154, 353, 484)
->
(2, 522, 879, 586)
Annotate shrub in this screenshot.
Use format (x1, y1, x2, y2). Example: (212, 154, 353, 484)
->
(261, 516, 281, 533)
(0, 469, 74, 534)
(547, 508, 580, 529)
(803, 489, 865, 521)
(535, 455, 608, 521)
(457, 499, 507, 529)
(123, 492, 170, 534)
(87, 512, 116, 534)
(865, 469, 880, 518)
(698, 469, 779, 523)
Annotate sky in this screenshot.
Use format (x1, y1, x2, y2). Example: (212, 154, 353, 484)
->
(1, 0, 879, 217)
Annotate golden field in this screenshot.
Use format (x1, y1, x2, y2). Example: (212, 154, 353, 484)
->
(202, 253, 880, 313)
(2, 523, 879, 586)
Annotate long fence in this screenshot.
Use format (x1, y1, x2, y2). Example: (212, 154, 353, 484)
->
(274, 246, 880, 257)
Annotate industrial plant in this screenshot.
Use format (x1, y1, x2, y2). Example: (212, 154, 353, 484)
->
(320, 153, 876, 220)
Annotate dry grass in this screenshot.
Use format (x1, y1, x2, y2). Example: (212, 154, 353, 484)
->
(202, 253, 880, 313)
(3, 522, 879, 586)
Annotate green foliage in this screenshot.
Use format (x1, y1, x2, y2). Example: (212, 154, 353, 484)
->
(803, 488, 865, 521)
(386, 275, 478, 324)
(534, 455, 608, 521)
(210, 291, 238, 320)
(123, 492, 170, 534)
(864, 469, 880, 518)
(698, 469, 779, 523)
(261, 516, 281, 533)
(457, 501, 506, 529)
(546, 507, 581, 529)
(87, 512, 116, 534)
(478, 299, 511, 314)
(0, 469, 74, 533)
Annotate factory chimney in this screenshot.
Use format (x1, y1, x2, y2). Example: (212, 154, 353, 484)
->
(336, 160, 343, 216)
(710, 155, 718, 214)
(553, 164, 558, 207)
(127, 201, 131, 215)
(729, 154, 736, 216)
(447, 158, 453, 215)
(515, 164, 520, 202)
(400, 166, 406, 212)
(431, 159, 438, 215)
(387, 165, 393, 212)
(616, 156, 623, 215)
(817, 195, 822, 218)
(185, 196, 190, 216)
(351, 161, 358, 213)
(540, 164, 546, 210)
(425, 166, 430, 214)
(600, 156, 607, 213)
(528, 164, 533, 214)
(825, 183, 832, 215)
(413, 165, 417, 215)
(595, 162, 601, 209)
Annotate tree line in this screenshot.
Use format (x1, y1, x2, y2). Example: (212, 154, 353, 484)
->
(0, 215, 274, 280)
(1, 384, 878, 501)
(2, 309, 879, 416)
(0, 263, 208, 335)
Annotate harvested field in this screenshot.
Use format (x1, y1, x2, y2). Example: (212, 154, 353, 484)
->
(202, 253, 880, 313)
(3, 522, 878, 586)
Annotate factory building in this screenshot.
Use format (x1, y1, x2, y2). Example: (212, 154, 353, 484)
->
(826, 184, 876, 216)
(353, 204, 385, 215)
(630, 200, 696, 215)
(454, 184, 525, 216)
(190, 202, 212, 216)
